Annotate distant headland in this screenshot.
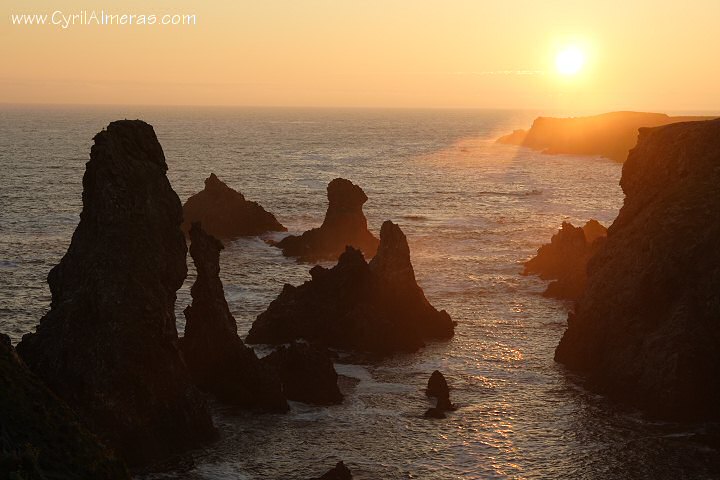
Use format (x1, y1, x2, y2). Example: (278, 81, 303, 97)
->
(497, 111, 717, 162)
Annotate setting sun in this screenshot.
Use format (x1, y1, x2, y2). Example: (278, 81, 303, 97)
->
(555, 46, 586, 76)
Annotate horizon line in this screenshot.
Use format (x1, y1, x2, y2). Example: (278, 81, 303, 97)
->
(1, 101, 719, 115)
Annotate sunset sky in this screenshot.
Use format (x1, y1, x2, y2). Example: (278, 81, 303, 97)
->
(2, 0, 719, 110)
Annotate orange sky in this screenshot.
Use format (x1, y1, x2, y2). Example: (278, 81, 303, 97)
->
(2, 0, 719, 110)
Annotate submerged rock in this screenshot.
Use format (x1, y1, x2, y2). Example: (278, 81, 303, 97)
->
(312, 461, 353, 480)
(180, 222, 288, 411)
(16, 120, 215, 467)
(555, 118, 720, 420)
(523, 220, 607, 300)
(496, 111, 716, 162)
(248, 221, 454, 353)
(275, 178, 379, 261)
(0, 334, 129, 480)
(182, 173, 286, 238)
(262, 342, 343, 405)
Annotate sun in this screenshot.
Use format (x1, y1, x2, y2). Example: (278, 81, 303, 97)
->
(555, 46, 586, 76)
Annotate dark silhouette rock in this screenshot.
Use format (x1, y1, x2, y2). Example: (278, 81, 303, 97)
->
(313, 461, 353, 480)
(1, 333, 129, 480)
(555, 118, 720, 420)
(248, 221, 454, 353)
(182, 173, 286, 238)
(425, 370, 454, 416)
(180, 222, 288, 411)
(16, 120, 216, 467)
(497, 111, 716, 162)
(262, 342, 343, 405)
(427, 370, 450, 399)
(523, 220, 607, 300)
(275, 178, 379, 261)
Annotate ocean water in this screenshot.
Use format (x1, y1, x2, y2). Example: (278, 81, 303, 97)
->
(1, 106, 719, 479)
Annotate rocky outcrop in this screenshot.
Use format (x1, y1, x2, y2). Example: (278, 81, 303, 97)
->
(275, 178, 379, 261)
(16, 120, 216, 467)
(555, 118, 720, 420)
(312, 461, 353, 480)
(497, 111, 716, 162)
(1, 334, 129, 480)
(180, 222, 288, 411)
(262, 342, 343, 405)
(425, 370, 454, 418)
(248, 221, 454, 353)
(523, 220, 607, 300)
(182, 173, 286, 238)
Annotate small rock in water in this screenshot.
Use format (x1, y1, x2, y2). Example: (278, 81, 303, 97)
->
(425, 370, 455, 417)
(313, 461, 353, 480)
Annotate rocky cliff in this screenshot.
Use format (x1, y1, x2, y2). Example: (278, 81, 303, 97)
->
(180, 222, 288, 411)
(523, 220, 607, 300)
(1, 334, 129, 480)
(275, 178, 379, 261)
(182, 173, 286, 238)
(497, 111, 716, 162)
(16, 120, 216, 466)
(248, 221, 454, 353)
(555, 118, 720, 419)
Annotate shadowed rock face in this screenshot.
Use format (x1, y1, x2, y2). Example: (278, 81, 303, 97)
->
(555, 118, 720, 420)
(182, 173, 286, 238)
(248, 221, 454, 353)
(523, 220, 607, 300)
(262, 342, 343, 405)
(497, 111, 716, 162)
(275, 178, 379, 261)
(16, 120, 215, 467)
(312, 461, 353, 480)
(0, 334, 129, 480)
(180, 222, 288, 411)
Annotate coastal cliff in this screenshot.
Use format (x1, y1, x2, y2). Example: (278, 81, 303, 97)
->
(497, 111, 716, 162)
(16, 120, 216, 466)
(555, 118, 720, 419)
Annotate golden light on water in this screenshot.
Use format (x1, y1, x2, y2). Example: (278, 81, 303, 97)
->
(555, 46, 586, 76)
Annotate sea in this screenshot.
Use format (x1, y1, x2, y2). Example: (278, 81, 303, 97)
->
(1, 106, 719, 479)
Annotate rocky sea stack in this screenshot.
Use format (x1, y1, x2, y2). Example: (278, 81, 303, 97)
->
(262, 342, 343, 405)
(248, 221, 454, 353)
(425, 370, 454, 418)
(180, 222, 288, 411)
(497, 111, 716, 162)
(182, 173, 286, 238)
(16, 120, 215, 466)
(523, 220, 607, 300)
(555, 118, 720, 419)
(275, 178, 379, 261)
(1, 334, 128, 479)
